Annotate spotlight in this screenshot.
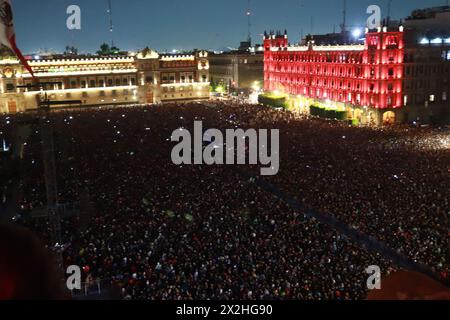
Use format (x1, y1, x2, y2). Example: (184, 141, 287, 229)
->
(352, 29, 362, 39)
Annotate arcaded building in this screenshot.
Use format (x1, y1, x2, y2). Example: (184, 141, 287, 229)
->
(0, 49, 210, 113)
(264, 28, 405, 125)
(264, 6, 450, 125)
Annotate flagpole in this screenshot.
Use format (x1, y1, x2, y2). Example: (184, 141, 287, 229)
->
(0, 0, 36, 80)
(9, 35, 35, 80)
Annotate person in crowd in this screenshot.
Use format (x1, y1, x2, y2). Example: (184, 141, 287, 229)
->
(1, 102, 448, 300)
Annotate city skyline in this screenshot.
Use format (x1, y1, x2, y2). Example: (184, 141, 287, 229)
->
(11, 0, 449, 54)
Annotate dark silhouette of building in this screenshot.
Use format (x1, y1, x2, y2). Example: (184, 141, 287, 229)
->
(209, 41, 264, 95)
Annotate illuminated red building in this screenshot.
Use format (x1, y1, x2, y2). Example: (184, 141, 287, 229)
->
(264, 27, 405, 124)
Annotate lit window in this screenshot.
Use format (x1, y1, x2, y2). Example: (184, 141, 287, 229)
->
(443, 92, 447, 101)
(429, 94, 435, 102)
(430, 38, 442, 44)
(6, 83, 14, 92)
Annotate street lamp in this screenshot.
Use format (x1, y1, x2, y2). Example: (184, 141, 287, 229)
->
(252, 81, 260, 92)
(352, 28, 362, 39)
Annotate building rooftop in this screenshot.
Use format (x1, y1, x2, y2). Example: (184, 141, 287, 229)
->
(405, 6, 450, 21)
(302, 32, 364, 46)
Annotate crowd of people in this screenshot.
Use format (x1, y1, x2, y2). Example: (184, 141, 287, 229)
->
(0, 101, 448, 300)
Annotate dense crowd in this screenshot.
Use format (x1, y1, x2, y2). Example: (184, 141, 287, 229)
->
(0, 101, 448, 300)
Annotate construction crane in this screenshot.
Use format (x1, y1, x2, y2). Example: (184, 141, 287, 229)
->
(387, 0, 393, 23)
(340, 0, 347, 33)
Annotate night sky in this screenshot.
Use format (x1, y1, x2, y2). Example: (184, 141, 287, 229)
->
(12, 0, 447, 54)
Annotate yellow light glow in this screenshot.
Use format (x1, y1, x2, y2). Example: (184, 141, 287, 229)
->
(23, 85, 138, 95)
(22, 69, 138, 78)
(160, 82, 210, 87)
(28, 57, 135, 66)
(160, 55, 195, 61)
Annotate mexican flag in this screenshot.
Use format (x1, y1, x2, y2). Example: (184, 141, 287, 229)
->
(0, 0, 35, 78)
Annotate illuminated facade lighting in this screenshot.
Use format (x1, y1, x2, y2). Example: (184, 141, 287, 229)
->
(352, 28, 362, 38)
(23, 85, 138, 95)
(0, 50, 210, 113)
(264, 29, 404, 110)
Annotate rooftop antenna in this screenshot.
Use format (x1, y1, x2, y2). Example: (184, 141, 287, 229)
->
(387, 0, 393, 24)
(299, 0, 305, 42)
(341, 0, 347, 33)
(107, 0, 114, 47)
(246, 0, 251, 42)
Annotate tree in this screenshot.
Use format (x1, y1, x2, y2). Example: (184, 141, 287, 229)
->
(97, 43, 110, 55)
(96, 43, 121, 55)
(110, 46, 120, 54)
(64, 45, 78, 55)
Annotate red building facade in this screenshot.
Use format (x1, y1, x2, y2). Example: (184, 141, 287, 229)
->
(264, 27, 405, 124)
